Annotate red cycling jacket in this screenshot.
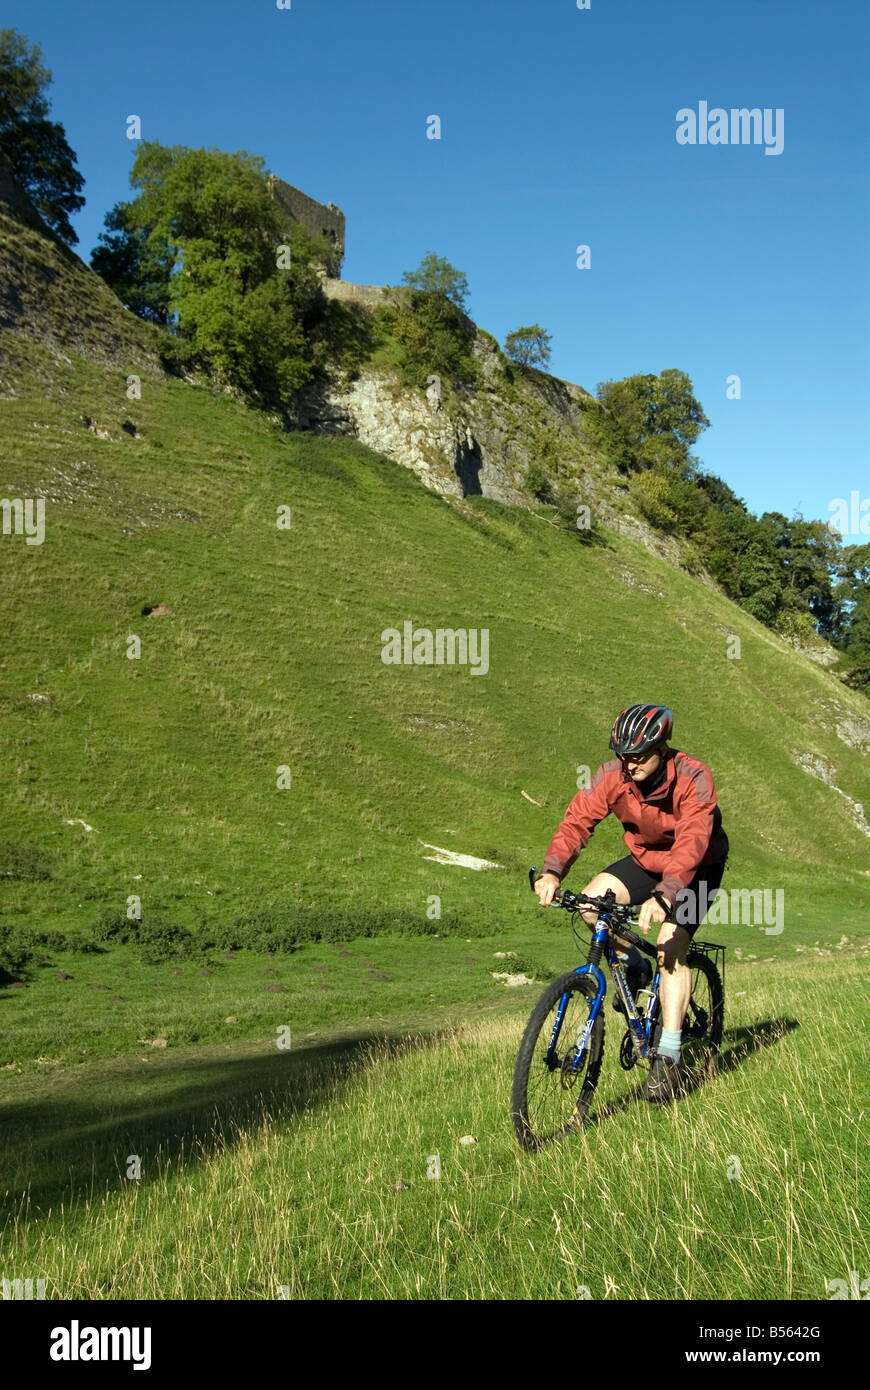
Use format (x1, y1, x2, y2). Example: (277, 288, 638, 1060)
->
(541, 748, 728, 907)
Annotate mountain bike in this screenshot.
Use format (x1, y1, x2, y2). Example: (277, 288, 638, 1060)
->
(511, 867, 725, 1152)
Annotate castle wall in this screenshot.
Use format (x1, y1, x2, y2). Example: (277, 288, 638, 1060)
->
(321, 278, 391, 308)
(269, 178, 345, 273)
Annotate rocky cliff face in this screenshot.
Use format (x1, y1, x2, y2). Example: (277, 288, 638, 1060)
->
(292, 306, 592, 507)
(288, 296, 685, 566)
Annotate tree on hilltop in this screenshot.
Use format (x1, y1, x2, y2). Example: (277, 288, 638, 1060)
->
(91, 199, 174, 324)
(91, 143, 332, 401)
(401, 252, 469, 310)
(832, 542, 870, 690)
(0, 28, 85, 244)
(596, 369, 710, 476)
(504, 324, 552, 368)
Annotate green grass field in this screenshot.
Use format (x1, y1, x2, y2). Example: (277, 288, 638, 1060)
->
(1, 277, 869, 1298)
(1, 950, 866, 1300)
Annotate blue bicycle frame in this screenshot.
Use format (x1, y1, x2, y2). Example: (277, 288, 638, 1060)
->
(545, 915, 659, 1074)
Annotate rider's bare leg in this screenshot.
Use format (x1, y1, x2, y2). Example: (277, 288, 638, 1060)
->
(578, 871, 632, 945)
(655, 923, 692, 1031)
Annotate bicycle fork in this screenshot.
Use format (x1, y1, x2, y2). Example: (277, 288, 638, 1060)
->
(544, 964, 607, 1074)
(545, 961, 656, 1074)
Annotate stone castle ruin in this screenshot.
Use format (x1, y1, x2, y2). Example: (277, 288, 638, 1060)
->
(267, 175, 345, 278)
(267, 176, 386, 308)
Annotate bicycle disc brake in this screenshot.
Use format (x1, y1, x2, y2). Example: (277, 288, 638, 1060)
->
(559, 1045, 585, 1088)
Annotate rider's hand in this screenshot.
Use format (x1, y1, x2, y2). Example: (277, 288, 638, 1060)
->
(534, 872, 560, 906)
(638, 896, 667, 933)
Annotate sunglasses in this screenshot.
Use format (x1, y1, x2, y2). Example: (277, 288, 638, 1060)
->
(620, 748, 660, 766)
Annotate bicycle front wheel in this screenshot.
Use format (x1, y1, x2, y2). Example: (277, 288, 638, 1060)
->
(511, 971, 604, 1152)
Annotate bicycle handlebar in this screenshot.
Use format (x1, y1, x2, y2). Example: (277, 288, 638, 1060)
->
(528, 866, 661, 959)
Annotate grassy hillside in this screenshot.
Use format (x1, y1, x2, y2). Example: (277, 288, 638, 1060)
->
(0, 164, 161, 373)
(1, 338, 868, 943)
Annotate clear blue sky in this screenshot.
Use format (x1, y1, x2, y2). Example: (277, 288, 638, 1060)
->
(6, 0, 868, 526)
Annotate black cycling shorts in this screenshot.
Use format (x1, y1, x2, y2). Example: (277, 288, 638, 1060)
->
(600, 853, 728, 938)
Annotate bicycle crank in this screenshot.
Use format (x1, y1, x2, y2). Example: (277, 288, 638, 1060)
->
(618, 1030, 638, 1070)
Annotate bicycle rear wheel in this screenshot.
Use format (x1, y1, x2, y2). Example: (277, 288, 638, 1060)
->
(511, 971, 604, 1152)
(683, 951, 723, 1078)
(651, 951, 723, 1082)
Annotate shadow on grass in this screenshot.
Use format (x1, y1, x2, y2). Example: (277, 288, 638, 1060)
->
(584, 1016, 800, 1129)
(717, 1017, 801, 1071)
(0, 1026, 448, 1220)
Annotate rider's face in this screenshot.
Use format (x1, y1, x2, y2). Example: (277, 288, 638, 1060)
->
(622, 746, 663, 781)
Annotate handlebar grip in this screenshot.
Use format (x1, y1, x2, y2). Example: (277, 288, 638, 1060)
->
(529, 866, 563, 904)
(653, 890, 676, 922)
(530, 866, 562, 889)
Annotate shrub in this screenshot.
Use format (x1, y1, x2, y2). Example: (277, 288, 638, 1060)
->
(775, 606, 820, 641)
(525, 461, 551, 501)
(629, 469, 679, 531)
(93, 909, 206, 964)
(0, 842, 52, 880)
(491, 951, 559, 981)
(389, 289, 478, 392)
(156, 333, 198, 377)
(216, 904, 505, 951)
(0, 924, 35, 981)
(32, 928, 73, 953)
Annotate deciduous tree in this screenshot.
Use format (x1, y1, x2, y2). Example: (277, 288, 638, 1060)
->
(0, 27, 85, 244)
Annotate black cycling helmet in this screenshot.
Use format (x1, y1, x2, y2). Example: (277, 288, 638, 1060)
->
(609, 704, 673, 758)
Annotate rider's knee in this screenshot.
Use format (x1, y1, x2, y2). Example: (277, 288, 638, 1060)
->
(656, 924, 690, 970)
(579, 872, 627, 927)
(657, 950, 689, 974)
(581, 872, 629, 902)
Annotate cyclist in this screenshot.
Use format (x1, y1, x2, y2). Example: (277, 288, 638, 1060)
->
(534, 704, 728, 1104)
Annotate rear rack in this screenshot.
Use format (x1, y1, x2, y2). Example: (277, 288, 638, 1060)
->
(689, 938, 726, 991)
